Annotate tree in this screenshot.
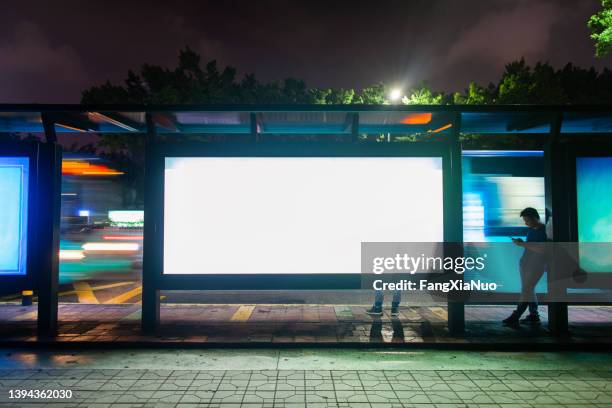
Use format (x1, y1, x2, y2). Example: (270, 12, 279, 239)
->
(83, 47, 308, 104)
(353, 83, 387, 104)
(494, 59, 568, 104)
(402, 83, 445, 105)
(453, 82, 492, 105)
(450, 58, 612, 105)
(589, 0, 612, 57)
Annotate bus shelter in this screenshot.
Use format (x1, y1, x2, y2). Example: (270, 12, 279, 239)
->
(1, 104, 611, 338)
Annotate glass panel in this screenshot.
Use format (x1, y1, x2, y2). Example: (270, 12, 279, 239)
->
(577, 157, 612, 272)
(359, 111, 453, 135)
(174, 111, 251, 134)
(60, 153, 142, 288)
(87, 112, 146, 133)
(259, 111, 350, 134)
(562, 112, 612, 133)
(0, 112, 43, 133)
(462, 150, 547, 293)
(461, 112, 552, 134)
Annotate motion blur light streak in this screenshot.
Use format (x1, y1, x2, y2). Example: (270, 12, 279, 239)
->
(82, 242, 139, 252)
(428, 123, 452, 133)
(59, 250, 85, 260)
(62, 160, 124, 176)
(56, 123, 87, 132)
(87, 112, 140, 132)
(401, 112, 432, 125)
(102, 235, 143, 241)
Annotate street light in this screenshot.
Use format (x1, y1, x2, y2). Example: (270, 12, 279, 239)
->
(389, 88, 402, 103)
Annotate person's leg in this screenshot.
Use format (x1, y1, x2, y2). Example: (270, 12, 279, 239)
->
(504, 266, 529, 324)
(521, 267, 545, 322)
(375, 290, 384, 307)
(516, 302, 529, 315)
(391, 290, 401, 307)
(517, 265, 530, 315)
(367, 290, 383, 315)
(504, 301, 527, 325)
(390, 290, 401, 316)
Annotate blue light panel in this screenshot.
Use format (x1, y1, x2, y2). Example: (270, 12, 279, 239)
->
(0, 157, 29, 276)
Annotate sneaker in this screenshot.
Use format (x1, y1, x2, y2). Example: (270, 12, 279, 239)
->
(520, 313, 541, 324)
(502, 311, 520, 325)
(366, 306, 383, 316)
(390, 305, 400, 316)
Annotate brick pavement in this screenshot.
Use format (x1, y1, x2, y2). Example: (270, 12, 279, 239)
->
(1, 367, 612, 407)
(0, 304, 611, 345)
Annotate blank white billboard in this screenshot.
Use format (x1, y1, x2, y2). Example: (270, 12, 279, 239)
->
(163, 157, 443, 274)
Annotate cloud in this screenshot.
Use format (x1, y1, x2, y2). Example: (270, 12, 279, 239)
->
(442, 1, 564, 85)
(0, 21, 89, 103)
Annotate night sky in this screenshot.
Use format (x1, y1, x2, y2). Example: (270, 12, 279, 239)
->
(1, 0, 610, 103)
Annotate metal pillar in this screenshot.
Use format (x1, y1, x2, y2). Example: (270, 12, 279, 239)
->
(447, 113, 465, 335)
(545, 112, 569, 334)
(142, 113, 160, 334)
(250, 112, 259, 142)
(351, 113, 359, 142)
(37, 116, 62, 336)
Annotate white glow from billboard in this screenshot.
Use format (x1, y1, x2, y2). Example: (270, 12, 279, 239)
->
(163, 157, 444, 275)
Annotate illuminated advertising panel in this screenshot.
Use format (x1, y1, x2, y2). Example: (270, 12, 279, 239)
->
(462, 151, 546, 293)
(0, 157, 29, 276)
(163, 157, 443, 275)
(577, 157, 612, 272)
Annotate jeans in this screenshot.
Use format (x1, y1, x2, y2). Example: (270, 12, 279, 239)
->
(374, 290, 401, 307)
(516, 263, 546, 316)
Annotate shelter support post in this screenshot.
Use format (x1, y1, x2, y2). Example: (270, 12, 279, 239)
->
(142, 113, 160, 333)
(37, 116, 62, 337)
(545, 112, 569, 334)
(447, 113, 465, 335)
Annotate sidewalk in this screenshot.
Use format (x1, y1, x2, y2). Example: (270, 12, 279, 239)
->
(1, 304, 611, 346)
(1, 348, 612, 407)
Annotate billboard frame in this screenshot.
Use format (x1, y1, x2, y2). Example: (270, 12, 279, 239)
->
(142, 138, 463, 331)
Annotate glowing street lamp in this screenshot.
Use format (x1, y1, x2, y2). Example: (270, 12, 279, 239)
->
(389, 88, 403, 102)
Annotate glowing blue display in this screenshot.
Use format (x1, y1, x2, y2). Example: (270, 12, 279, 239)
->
(577, 157, 612, 272)
(462, 153, 547, 293)
(0, 157, 29, 276)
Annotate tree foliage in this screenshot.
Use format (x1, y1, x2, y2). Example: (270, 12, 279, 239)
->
(452, 58, 612, 105)
(79, 48, 612, 206)
(83, 49, 612, 108)
(589, 0, 612, 57)
(83, 47, 388, 106)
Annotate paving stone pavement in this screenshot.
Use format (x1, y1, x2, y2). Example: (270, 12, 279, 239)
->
(1, 304, 612, 345)
(1, 367, 612, 407)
